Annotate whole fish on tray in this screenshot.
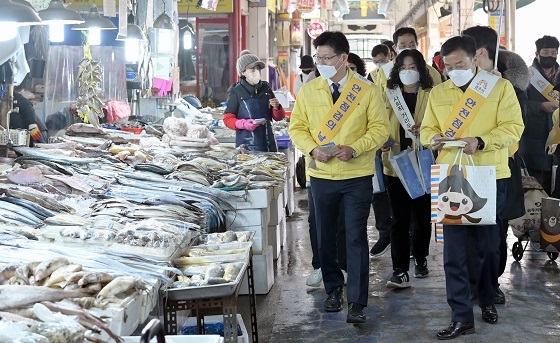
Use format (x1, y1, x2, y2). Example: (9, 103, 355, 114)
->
(13, 147, 99, 165)
(2, 188, 75, 214)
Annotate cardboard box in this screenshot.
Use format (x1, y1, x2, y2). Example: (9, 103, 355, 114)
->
(230, 225, 268, 254)
(240, 245, 274, 295)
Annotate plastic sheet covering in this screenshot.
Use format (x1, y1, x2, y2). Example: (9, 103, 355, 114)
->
(43, 46, 127, 123)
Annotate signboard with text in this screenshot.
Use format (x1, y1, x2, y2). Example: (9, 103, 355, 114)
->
(307, 21, 324, 39)
(178, 0, 234, 14)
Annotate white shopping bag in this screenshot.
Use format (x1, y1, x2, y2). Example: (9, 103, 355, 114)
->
(430, 150, 497, 225)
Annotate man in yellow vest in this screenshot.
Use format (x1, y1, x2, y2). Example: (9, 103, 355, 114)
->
(289, 31, 389, 324)
(376, 27, 443, 92)
(462, 25, 530, 306)
(367, 44, 391, 83)
(420, 35, 524, 340)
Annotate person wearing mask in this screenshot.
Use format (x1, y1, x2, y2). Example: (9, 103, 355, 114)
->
(303, 64, 347, 288)
(382, 49, 434, 288)
(421, 35, 523, 339)
(519, 35, 560, 194)
(347, 53, 367, 77)
(11, 89, 47, 147)
(462, 25, 530, 305)
(289, 31, 389, 324)
(294, 55, 315, 96)
(367, 43, 395, 257)
(222, 53, 285, 152)
(368, 44, 391, 83)
(376, 27, 443, 92)
(381, 40, 397, 61)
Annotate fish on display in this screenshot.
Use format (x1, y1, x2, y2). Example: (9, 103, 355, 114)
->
(0, 285, 95, 310)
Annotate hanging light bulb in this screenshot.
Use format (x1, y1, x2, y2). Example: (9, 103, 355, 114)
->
(0, 0, 43, 41)
(71, 5, 116, 45)
(49, 22, 65, 42)
(39, 0, 84, 43)
(89, 28, 101, 45)
(0, 23, 18, 42)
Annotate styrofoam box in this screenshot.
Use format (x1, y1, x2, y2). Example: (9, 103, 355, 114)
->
(269, 191, 285, 226)
(123, 335, 223, 343)
(231, 225, 268, 254)
(226, 207, 270, 229)
(279, 215, 287, 248)
(181, 314, 248, 343)
(240, 245, 274, 295)
(279, 146, 295, 178)
(268, 222, 281, 260)
(285, 178, 295, 217)
(225, 188, 273, 209)
(271, 185, 283, 200)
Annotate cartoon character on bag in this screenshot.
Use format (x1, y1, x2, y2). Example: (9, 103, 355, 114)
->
(437, 165, 487, 224)
(541, 210, 560, 252)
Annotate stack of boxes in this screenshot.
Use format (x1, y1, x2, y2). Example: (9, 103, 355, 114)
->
(224, 188, 275, 295)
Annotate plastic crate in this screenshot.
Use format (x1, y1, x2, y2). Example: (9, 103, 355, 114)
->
(0, 130, 28, 146)
(276, 135, 291, 149)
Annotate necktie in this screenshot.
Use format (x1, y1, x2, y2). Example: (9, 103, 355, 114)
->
(332, 83, 340, 103)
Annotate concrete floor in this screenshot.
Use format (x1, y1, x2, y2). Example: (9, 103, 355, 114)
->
(239, 187, 560, 343)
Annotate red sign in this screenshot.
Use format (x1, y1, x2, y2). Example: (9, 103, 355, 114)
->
(307, 22, 325, 39)
(297, 0, 316, 13)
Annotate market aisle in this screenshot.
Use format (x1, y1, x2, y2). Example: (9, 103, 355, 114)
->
(239, 188, 560, 343)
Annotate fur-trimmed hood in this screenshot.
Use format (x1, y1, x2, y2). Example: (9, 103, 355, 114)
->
(498, 50, 531, 91)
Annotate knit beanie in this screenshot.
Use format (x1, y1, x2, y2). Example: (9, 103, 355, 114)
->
(236, 53, 265, 76)
(240, 50, 252, 57)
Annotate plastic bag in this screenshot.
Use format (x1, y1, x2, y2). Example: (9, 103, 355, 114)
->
(0, 319, 48, 343)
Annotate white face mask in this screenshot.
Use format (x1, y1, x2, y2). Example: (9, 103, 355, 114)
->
(397, 47, 414, 55)
(317, 55, 344, 80)
(375, 62, 388, 68)
(447, 68, 475, 87)
(244, 70, 261, 85)
(399, 70, 420, 86)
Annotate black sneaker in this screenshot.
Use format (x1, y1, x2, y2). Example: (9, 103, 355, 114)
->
(413, 259, 429, 278)
(386, 270, 410, 289)
(370, 238, 390, 257)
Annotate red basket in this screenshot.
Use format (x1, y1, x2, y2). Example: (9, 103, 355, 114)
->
(120, 126, 144, 134)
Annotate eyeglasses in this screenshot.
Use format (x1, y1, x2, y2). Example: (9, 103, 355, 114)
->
(313, 54, 341, 63)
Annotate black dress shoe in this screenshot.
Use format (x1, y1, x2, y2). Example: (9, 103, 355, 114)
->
(346, 303, 366, 324)
(436, 322, 475, 340)
(494, 286, 506, 304)
(324, 286, 343, 312)
(481, 304, 498, 324)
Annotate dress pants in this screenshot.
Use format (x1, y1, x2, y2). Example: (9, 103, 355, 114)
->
(311, 176, 373, 306)
(386, 176, 431, 271)
(307, 184, 346, 270)
(443, 179, 507, 322)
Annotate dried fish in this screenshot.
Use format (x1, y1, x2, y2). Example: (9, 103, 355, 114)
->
(0, 285, 94, 310)
(5, 188, 75, 213)
(97, 276, 143, 299)
(34, 257, 69, 283)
